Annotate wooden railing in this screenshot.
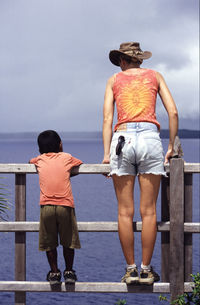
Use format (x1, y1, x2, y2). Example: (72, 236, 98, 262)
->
(0, 161, 200, 305)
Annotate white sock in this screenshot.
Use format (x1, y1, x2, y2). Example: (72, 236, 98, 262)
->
(141, 263, 151, 271)
(127, 263, 137, 271)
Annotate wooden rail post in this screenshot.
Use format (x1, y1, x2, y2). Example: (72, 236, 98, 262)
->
(184, 173, 193, 281)
(169, 158, 184, 301)
(15, 174, 26, 305)
(161, 175, 170, 282)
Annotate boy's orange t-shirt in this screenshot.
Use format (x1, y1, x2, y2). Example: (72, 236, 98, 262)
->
(30, 152, 82, 208)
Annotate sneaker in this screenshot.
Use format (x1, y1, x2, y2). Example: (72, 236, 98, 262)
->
(121, 267, 139, 284)
(46, 270, 61, 285)
(63, 269, 77, 284)
(139, 266, 160, 285)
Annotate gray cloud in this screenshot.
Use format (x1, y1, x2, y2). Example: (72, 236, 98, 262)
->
(0, 0, 199, 132)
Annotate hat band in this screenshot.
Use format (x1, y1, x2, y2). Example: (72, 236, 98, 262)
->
(120, 49, 144, 57)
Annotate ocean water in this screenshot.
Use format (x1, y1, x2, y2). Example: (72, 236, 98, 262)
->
(0, 135, 199, 305)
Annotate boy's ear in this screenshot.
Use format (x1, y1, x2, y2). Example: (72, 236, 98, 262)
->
(59, 142, 63, 152)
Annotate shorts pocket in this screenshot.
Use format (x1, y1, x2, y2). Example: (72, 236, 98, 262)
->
(143, 136, 164, 160)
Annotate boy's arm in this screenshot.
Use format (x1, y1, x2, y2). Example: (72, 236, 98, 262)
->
(70, 168, 80, 177)
(70, 156, 83, 177)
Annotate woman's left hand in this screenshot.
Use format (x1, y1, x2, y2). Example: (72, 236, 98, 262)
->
(164, 148, 174, 164)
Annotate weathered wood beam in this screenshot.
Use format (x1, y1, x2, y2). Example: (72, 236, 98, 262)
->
(0, 281, 194, 293)
(161, 176, 170, 282)
(0, 163, 199, 174)
(0, 164, 37, 173)
(0, 221, 199, 232)
(15, 174, 26, 305)
(184, 173, 193, 281)
(169, 158, 184, 299)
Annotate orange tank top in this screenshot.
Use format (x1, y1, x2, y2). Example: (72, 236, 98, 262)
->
(113, 68, 160, 131)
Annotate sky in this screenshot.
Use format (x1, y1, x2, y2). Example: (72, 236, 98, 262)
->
(0, 0, 199, 132)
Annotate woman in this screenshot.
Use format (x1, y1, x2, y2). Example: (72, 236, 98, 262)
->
(102, 42, 178, 285)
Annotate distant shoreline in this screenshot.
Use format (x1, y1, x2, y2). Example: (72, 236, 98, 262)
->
(160, 129, 200, 139)
(0, 129, 199, 139)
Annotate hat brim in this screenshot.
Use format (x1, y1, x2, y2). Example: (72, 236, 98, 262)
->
(109, 50, 152, 66)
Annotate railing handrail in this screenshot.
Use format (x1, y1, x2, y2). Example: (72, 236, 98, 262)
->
(0, 221, 199, 233)
(0, 162, 200, 174)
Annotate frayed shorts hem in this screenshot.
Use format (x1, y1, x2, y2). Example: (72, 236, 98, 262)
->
(39, 244, 81, 252)
(139, 171, 167, 177)
(110, 171, 167, 177)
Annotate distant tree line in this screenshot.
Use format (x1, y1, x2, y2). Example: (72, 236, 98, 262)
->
(160, 129, 200, 139)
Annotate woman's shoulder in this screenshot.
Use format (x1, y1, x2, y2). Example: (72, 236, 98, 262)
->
(153, 70, 165, 85)
(106, 73, 118, 87)
(143, 69, 164, 83)
(143, 68, 158, 76)
(144, 67, 163, 77)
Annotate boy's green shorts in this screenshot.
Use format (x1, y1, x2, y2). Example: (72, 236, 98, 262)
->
(39, 205, 81, 251)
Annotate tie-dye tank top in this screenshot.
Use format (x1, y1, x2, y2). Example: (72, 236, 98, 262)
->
(113, 68, 160, 131)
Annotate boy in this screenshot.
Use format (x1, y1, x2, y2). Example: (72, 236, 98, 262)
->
(29, 130, 82, 285)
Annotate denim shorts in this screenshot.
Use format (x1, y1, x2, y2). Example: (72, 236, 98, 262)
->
(110, 122, 166, 176)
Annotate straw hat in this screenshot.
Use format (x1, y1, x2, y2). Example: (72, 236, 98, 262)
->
(109, 42, 152, 66)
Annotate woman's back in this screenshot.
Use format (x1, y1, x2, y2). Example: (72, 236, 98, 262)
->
(113, 68, 160, 131)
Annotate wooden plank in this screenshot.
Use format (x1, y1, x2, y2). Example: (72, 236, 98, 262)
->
(0, 221, 199, 232)
(157, 163, 200, 174)
(184, 222, 200, 233)
(0, 163, 199, 174)
(184, 163, 200, 173)
(184, 174, 193, 281)
(0, 163, 111, 174)
(15, 174, 26, 305)
(161, 176, 170, 282)
(169, 158, 185, 300)
(172, 136, 183, 158)
(72, 164, 111, 174)
(0, 281, 194, 293)
(0, 164, 37, 173)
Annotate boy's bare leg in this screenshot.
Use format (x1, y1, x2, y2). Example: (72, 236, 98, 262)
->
(46, 248, 59, 272)
(63, 247, 74, 271)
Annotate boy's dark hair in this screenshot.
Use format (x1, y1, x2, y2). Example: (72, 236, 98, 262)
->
(37, 130, 61, 154)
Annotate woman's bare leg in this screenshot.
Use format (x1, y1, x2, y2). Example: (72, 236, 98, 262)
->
(112, 174, 136, 265)
(138, 174, 161, 266)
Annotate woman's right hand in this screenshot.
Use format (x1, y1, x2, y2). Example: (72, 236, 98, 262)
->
(102, 157, 110, 178)
(102, 156, 110, 164)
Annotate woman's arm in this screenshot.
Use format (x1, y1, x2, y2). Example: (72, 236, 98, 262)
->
(102, 75, 115, 164)
(156, 72, 179, 164)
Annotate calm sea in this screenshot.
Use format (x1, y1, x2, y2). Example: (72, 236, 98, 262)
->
(0, 134, 199, 305)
